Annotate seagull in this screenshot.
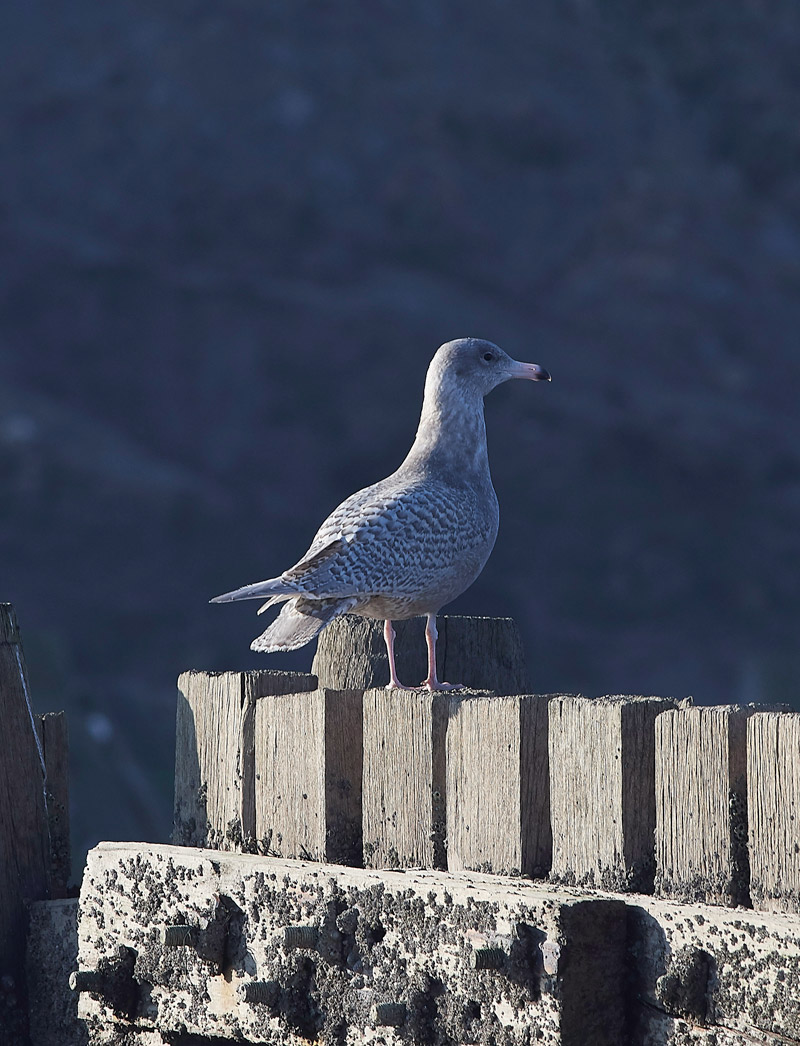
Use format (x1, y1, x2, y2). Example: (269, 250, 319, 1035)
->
(211, 338, 550, 690)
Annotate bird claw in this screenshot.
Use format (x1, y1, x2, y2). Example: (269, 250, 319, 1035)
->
(385, 680, 464, 692)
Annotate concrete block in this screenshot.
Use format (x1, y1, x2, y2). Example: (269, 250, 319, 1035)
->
(629, 892, 800, 1044)
(75, 841, 629, 1045)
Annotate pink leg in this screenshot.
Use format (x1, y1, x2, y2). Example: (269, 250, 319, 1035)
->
(384, 619, 408, 690)
(422, 613, 462, 691)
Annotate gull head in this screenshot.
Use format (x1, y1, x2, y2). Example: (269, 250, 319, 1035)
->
(430, 338, 551, 400)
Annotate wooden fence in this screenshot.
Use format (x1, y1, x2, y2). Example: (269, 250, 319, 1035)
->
(4, 603, 800, 1045)
(174, 613, 799, 915)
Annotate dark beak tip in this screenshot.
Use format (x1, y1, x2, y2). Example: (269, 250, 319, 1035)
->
(539, 368, 552, 382)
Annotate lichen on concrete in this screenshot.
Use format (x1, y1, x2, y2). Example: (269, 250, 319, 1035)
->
(75, 843, 632, 1045)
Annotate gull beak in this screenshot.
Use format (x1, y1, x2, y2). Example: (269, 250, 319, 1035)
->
(508, 360, 551, 382)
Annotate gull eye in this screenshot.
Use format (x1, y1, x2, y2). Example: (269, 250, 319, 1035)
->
(482, 351, 494, 362)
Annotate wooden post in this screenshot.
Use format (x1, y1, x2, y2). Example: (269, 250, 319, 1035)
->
(313, 614, 528, 694)
(0, 604, 50, 981)
(748, 711, 800, 912)
(25, 898, 80, 1046)
(655, 706, 752, 906)
(549, 695, 674, 892)
(447, 694, 552, 877)
(254, 688, 363, 864)
(35, 712, 71, 899)
(173, 669, 317, 851)
(362, 688, 448, 869)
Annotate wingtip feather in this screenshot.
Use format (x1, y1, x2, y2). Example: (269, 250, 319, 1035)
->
(209, 578, 288, 604)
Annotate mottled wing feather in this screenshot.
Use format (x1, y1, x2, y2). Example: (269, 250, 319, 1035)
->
(282, 538, 348, 583)
(302, 484, 386, 554)
(277, 477, 498, 602)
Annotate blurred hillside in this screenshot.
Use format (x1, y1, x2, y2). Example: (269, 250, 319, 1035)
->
(2, 1, 800, 871)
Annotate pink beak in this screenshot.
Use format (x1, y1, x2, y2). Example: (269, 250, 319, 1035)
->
(508, 360, 551, 381)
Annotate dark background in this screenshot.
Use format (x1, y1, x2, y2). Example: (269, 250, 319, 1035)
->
(2, 1, 799, 878)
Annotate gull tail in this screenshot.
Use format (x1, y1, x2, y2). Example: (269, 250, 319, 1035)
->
(250, 596, 357, 653)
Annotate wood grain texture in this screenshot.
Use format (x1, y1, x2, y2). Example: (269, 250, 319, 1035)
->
(254, 688, 363, 863)
(36, 712, 71, 898)
(362, 688, 448, 868)
(313, 614, 528, 693)
(0, 604, 20, 644)
(173, 669, 316, 851)
(323, 690, 365, 865)
(0, 603, 50, 978)
(549, 695, 674, 892)
(446, 694, 551, 876)
(748, 711, 800, 912)
(655, 706, 751, 906)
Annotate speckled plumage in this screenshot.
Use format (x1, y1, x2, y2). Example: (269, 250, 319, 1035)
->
(211, 338, 550, 689)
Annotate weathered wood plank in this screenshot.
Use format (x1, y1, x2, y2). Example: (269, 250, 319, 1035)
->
(0, 603, 50, 981)
(549, 695, 674, 892)
(313, 614, 528, 693)
(174, 670, 244, 850)
(362, 688, 448, 869)
(254, 688, 363, 864)
(36, 711, 71, 899)
(173, 669, 317, 851)
(447, 694, 551, 876)
(748, 711, 800, 913)
(655, 706, 752, 907)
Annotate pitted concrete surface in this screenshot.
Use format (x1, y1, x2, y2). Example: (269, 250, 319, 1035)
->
(73, 843, 800, 1045)
(75, 842, 627, 1045)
